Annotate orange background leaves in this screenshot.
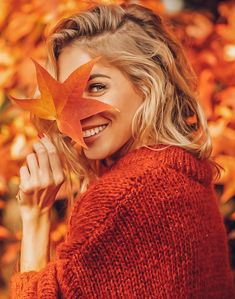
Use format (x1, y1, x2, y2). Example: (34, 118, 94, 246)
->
(1, 0, 235, 296)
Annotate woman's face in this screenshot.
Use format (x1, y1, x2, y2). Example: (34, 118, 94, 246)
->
(58, 46, 143, 161)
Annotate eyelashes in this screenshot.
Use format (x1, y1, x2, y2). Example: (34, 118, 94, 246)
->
(87, 83, 107, 93)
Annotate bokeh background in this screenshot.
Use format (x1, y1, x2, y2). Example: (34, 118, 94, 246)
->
(1, 0, 235, 297)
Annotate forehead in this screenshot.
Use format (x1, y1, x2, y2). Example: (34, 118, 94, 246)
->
(57, 45, 111, 82)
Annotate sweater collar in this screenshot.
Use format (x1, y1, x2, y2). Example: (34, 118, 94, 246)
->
(110, 144, 213, 186)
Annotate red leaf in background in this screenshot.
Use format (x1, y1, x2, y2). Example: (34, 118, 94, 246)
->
(198, 69, 215, 118)
(1, 243, 20, 265)
(0, 200, 6, 209)
(0, 225, 11, 239)
(215, 155, 235, 203)
(217, 87, 235, 112)
(0, 144, 19, 194)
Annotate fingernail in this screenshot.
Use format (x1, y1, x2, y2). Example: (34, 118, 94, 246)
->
(38, 132, 47, 139)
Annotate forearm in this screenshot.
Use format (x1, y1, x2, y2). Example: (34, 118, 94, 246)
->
(20, 210, 51, 272)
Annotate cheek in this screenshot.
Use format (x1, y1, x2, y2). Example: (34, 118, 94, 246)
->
(113, 108, 136, 138)
(100, 85, 143, 124)
(105, 90, 123, 107)
(108, 90, 140, 112)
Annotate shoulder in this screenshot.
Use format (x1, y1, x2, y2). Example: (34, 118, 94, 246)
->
(73, 144, 212, 208)
(65, 144, 212, 247)
(66, 148, 163, 243)
(78, 144, 212, 201)
(109, 144, 213, 187)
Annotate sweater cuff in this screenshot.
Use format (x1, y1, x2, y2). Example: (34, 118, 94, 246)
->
(12, 255, 39, 276)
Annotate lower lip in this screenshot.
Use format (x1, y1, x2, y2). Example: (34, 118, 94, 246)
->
(83, 123, 109, 145)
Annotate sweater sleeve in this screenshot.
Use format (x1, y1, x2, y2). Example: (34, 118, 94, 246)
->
(9, 168, 143, 299)
(9, 252, 88, 298)
(9, 240, 93, 299)
(9, 163, 235, 298)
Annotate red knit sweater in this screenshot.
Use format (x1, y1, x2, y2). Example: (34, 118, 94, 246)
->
(9, 144, 235, 298)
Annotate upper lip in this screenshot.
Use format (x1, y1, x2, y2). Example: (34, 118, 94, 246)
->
(82, 123, 109, 131)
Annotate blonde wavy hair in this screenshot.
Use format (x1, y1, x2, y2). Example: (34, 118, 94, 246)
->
(31, 3, 221, 208)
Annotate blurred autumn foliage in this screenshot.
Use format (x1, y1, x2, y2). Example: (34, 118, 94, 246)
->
(1, 0, 235, 296)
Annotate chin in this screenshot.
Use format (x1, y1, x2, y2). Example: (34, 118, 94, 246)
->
(83, 139, 128, 161)
(83, 144, 112, 160)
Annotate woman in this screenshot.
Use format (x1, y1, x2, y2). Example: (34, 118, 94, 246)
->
(9, 3, 235, 298)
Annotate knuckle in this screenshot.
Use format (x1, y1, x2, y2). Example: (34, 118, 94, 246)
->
(22, 185, 35, 193)
(19, 165, 26, 173)
(55, 174, 65, 185)
(37, 148, 47, 155)
(39, 171, 51, 181)
(19, 183, 28, 192)
(33, 141, 44, 149)
(40, 183, 50, 189)
(30, 179, 40, 190)
(48, 148, 57, 155)
(26, 153, 35, 160)
(33, 142, 47, 155)
(41, 179, 54, 188)
(46, 144, 57, 153)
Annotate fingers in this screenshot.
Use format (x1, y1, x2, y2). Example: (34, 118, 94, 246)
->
(26, 153, 40, 187)
(20, 135, 64, 194)
(19, 165, 31, 193)
(18, 165, 39, 206)
(32, 141, 53, 188)
(17, 135, 65, 215)
(38, 136, 64, 185)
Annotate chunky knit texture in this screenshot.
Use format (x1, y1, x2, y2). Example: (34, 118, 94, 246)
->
(9, 144, 235, 298)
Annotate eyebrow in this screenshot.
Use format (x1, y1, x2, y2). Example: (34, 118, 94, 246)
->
(88, 73, 111, 81)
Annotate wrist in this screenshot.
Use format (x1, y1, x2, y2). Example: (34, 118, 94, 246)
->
(20, 211, 51, 272)
(21, 208, 51, 227)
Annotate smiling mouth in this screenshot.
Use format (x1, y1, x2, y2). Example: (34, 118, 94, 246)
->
(82, 122, 109, 131)
(83, 123, 109, 141)
(83, 123, 109, 143)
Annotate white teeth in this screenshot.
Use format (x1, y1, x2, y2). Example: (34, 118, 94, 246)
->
(83, 124, 108, 138)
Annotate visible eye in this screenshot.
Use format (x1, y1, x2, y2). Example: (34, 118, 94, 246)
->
(88, 83, 106, 93)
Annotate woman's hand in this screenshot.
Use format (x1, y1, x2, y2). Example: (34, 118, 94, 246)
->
(17, 134, 65, 223)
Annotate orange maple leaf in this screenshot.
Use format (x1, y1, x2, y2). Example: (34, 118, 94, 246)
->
(10, 57, 119, 149)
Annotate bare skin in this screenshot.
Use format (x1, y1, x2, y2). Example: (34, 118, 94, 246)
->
(17, 45, 143, 272)
(58, 46, 144, 161)
(17, 135, 64, 271)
